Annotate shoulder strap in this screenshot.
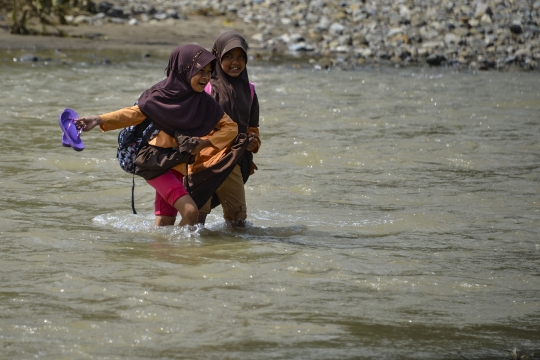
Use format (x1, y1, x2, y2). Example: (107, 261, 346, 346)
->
(130, 120, 155, 215)
(131, 174, 137, 214)
(249, 82, 255, 99)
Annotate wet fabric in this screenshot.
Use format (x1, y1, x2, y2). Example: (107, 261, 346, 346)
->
(134, 134, 198, 180)
(184, 133, 250, 209)
(199, 165, 247, 221)
(146, 170, 189, 217)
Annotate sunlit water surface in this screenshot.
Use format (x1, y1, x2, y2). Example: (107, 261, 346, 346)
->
(1, 48, 539, 359)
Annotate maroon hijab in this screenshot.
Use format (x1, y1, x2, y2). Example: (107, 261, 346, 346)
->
(210, 31, 255, 133)
(138, 44, 224, 137)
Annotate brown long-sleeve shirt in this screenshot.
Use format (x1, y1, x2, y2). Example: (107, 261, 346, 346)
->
(99, 105, 240, 175)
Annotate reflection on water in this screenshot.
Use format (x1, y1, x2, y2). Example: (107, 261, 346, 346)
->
(0, 48, 539, 359)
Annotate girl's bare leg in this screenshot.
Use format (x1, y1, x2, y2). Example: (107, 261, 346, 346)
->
(197, 213, 208, 225)
(174, 195, 199, 226)
(155, 216, 176, 226)
(228, 219, 246, 228)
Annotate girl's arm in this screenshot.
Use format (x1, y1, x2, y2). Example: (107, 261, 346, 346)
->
(76, 106, 147, 132)
(247, 126, 261, 153)
(204, 113, 238, 150)
(247, 93, 261, 152)
(75, 115, 102, 132)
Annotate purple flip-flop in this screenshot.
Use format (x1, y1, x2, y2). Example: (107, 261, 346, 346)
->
(61, 134, 70, 147)
(59, 108, 84, 151)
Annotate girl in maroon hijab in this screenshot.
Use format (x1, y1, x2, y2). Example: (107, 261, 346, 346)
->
(196, 30, 261, 227)
(76, 44, 239, 228)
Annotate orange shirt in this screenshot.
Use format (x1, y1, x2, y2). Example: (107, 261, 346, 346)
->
(99, 105, 238, 175)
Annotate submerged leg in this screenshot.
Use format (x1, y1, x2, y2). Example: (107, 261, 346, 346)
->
(197, 212, 208, 225)
(155, 215, 176, 226)
(217, 166, 248, 228)
(228, 219, 246, 228)
(147, 170, 196, 227)
(174, 195, 198, 227)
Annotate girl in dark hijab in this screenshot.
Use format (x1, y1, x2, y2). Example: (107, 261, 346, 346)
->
(196, 30, 261, 227)
(76, 44, 239, 228)
(138, 44, 224, 138)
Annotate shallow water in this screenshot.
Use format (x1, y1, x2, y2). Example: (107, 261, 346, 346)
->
(1, 48, 539, 359)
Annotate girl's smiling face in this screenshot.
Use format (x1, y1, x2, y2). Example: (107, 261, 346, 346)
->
(190, 63, 213, 92)
(221, 47, 247, 77)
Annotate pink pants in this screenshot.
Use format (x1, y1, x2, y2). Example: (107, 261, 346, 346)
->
(146, 170, 189, 217)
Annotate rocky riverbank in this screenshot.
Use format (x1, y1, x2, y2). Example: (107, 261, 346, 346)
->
(4, 0, 540, 70)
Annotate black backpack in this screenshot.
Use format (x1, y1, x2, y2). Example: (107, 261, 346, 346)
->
(116, 118, 158, 214)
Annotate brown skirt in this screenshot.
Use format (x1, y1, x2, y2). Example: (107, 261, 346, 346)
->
(184, 133, 250, 209)
(134, 144, 194, 180)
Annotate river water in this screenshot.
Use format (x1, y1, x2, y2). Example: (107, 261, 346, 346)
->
(1, 48, 539, 359)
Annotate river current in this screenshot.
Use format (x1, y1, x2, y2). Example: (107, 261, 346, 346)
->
(1, 48, 539, 359)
